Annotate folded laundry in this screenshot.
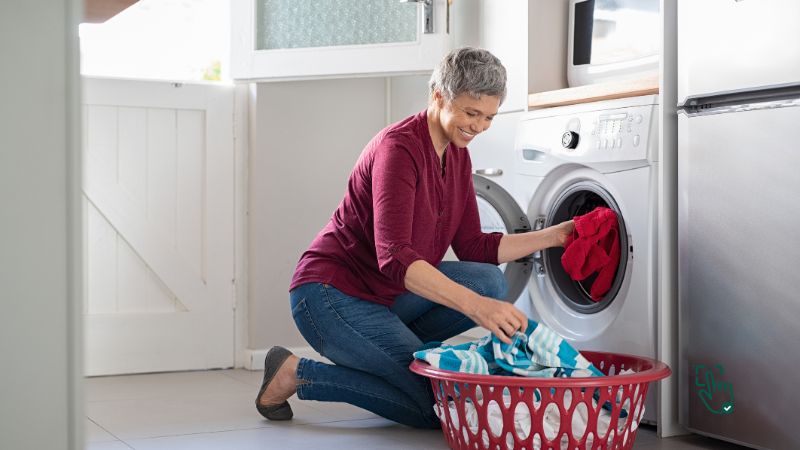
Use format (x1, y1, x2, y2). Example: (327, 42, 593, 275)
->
(561, 206, 620, 301)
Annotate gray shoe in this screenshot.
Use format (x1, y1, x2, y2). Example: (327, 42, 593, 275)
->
(255, 346, 294, 420)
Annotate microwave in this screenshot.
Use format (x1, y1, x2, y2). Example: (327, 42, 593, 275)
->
(567, 0, 660, 87)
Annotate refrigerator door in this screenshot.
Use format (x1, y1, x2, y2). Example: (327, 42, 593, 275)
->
(677, 0, 800, 105)
(678, 99, 800, 449)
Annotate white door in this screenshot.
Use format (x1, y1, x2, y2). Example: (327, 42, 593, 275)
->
(82, 78, 235, 376)
(231, 0, 454, 80)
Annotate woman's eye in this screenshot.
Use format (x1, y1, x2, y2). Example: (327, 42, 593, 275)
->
(466, 111, 478, 117)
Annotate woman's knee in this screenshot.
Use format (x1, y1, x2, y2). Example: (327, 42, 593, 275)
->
(438, 261, 509, 300)
(466, 262, 508, 300)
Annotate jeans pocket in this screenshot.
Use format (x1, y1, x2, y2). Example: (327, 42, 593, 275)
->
(290, 296, 307, 318)
(291, 296, 324, 355)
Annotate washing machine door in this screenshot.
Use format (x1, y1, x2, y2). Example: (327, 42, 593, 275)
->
(526, 167, 632, 341)
(472, 174, 532, 303)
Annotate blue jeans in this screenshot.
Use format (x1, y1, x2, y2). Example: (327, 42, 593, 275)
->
(289, 261, 508, 429)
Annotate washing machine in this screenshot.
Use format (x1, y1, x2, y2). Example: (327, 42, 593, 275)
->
(475, 94, 660, 424)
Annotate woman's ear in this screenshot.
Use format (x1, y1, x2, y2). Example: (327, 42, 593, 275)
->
(432, 90, 445, 109)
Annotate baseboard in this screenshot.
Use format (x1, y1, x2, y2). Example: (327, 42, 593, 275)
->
(242, 346, 330, 371)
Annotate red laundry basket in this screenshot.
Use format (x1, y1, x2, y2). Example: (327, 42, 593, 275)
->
(410, 351, 670, 450)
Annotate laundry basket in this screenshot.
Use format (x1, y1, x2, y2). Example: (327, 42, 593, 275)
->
(410, 351, 670, 450)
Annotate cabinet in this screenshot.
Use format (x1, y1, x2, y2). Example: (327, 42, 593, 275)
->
(476, 1, 528, 112)
(474, 0, 570, 112)
(231, 0, 455, 80)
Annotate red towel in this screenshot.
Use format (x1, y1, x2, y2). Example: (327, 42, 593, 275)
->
(561, 207, 620, 301)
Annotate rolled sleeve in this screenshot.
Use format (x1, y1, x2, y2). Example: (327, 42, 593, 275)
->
(451, 168, 503, 264)
(372, 139, 424, 285)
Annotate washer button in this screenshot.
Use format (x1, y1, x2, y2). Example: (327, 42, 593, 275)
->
(633, 135, 641, 147)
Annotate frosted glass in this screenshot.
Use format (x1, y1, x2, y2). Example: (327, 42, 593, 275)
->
(255, 0, 418, 50)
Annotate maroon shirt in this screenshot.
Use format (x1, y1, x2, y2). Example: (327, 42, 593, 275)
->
(289, 110, 503, 306)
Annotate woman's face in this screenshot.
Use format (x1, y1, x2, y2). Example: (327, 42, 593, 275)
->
(435, 92, 501, 148)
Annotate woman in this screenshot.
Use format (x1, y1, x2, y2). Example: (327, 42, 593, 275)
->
(255, 47, 574, 429)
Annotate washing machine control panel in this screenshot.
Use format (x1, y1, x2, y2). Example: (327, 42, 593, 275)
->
(591, 112, 646, 153)
(516, 96, 658, 167)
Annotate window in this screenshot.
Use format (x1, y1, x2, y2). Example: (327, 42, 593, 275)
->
(79, 0, 230, 82)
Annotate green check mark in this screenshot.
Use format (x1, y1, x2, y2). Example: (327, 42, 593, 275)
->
(695, 364, 735, 415)
(722, 402, 733, 413)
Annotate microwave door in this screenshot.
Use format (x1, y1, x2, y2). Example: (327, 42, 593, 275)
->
(677, 0, 800, 105)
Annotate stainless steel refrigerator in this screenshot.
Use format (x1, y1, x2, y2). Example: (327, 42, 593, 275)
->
(677, 1, 800, 448)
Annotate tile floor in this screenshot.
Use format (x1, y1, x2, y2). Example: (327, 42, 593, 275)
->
(84, 365, 748, 450)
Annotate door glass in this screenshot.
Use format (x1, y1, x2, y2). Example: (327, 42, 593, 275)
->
(255, 0, 418, 50)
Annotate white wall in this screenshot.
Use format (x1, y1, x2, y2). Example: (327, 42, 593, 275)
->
(529, 0, 569, 95)
(388, 74, 430, 122)
(248, 77, 432, 348)
(0, 1, 83, 449)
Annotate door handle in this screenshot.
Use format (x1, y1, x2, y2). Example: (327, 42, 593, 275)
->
(400, 0, 433, 34)
(532, 217, 546, 275)
(474, 168, 503, 177)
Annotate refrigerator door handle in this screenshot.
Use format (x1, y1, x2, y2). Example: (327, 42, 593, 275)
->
(682, 85, 800, 114)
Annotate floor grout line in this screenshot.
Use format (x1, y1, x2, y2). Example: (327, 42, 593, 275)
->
(87, 417, 136, 449)
(113, 416, 394, 446)
(87, 412, 387, 445)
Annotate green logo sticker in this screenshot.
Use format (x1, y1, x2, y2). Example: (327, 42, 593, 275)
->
(695, 364, 734, 414)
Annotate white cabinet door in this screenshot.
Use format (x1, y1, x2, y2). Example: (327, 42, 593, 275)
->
(479, 0, 528, 112)
(231, 0, 454, 80)
(82, 78, 235, 376)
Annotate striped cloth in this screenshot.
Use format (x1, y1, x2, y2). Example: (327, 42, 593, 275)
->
(414, 319, 604, 379)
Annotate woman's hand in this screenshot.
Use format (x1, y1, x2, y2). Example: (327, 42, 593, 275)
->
(465, 296, 529, 344)
(549, 219, 575, 247)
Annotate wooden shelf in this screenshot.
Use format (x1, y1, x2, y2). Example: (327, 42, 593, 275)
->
(528, 75, 659, 109)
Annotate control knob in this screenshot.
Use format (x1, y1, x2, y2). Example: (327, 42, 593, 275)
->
(561, 131, 579, 150)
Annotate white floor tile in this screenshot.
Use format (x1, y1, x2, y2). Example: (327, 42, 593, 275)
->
(300, 400, 380, 422)
(87, 392, 339, 440)
(85, 441, 132, 450)
(86, 418, 118, 443)
(217, 368, 263, 388)
(86, 370, 253, 402)
(124, 418, 448, 450)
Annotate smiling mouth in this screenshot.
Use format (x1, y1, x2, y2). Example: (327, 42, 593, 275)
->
(459, 128, 476, 139)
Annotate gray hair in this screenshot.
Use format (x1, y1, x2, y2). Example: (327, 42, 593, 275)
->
(428, 47, 507, 105)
